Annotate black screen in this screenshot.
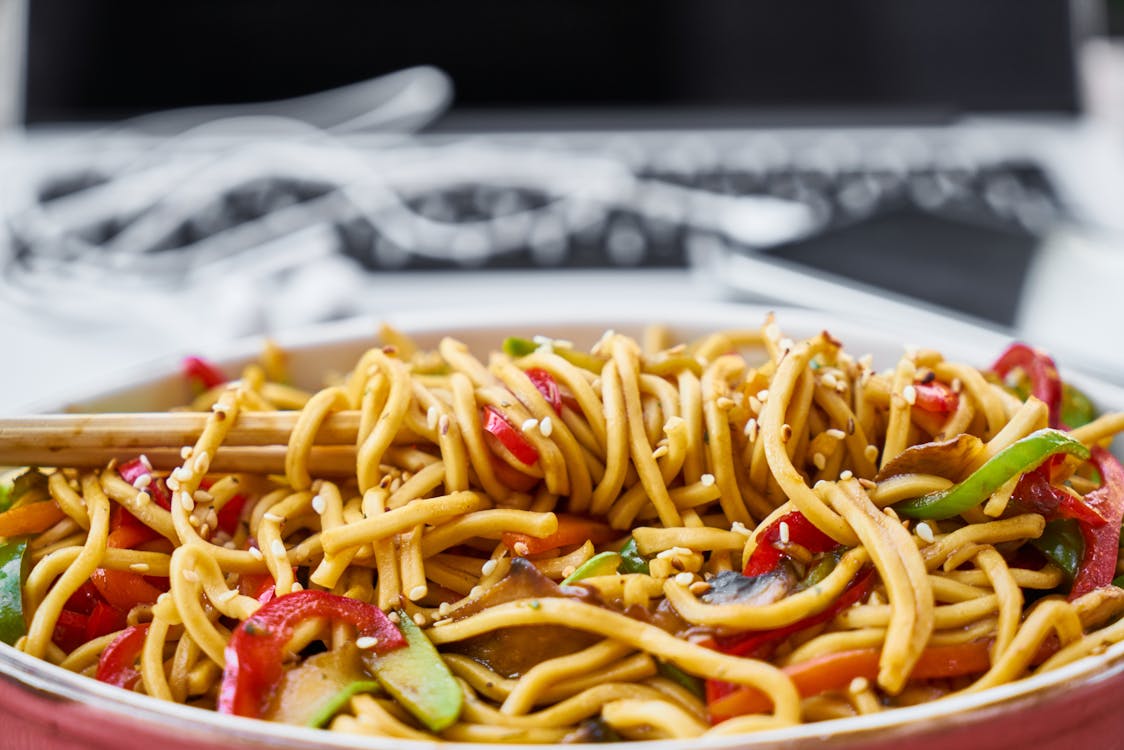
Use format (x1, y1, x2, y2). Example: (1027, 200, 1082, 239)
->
(25, 0, 1082, 125)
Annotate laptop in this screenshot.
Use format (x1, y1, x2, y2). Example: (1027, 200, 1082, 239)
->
(5, 0, 1124, 389)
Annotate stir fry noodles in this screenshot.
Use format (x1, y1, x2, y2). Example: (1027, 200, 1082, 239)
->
(2, 319, 1124, 743)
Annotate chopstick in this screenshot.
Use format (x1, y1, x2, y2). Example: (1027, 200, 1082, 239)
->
(0, 411, 364, 476)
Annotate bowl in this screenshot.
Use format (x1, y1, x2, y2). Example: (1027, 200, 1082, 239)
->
(5, 301, 1124, 750)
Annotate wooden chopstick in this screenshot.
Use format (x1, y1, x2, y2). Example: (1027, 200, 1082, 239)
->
(0, 445, 358, 476)
(0, 411, 365, 476)
(0, 411, 363, 450)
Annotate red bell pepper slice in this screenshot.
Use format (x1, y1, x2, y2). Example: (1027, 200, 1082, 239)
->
(64, 581, 102, 616)
(742, 511, 838, 577)
(182, 355, 227, 392)
(217, 590, 406, 718)
(95, 623, 150, 690)
(482, 406, 540, 466)
(215, 493, 249, 536)
(502, 514, 615, 556)
(992, 343, 1063, 428)
(52, 609, 91, 652)
(90, 568, 164, 613)
(238, 572, 279, 604)
(525, 368, 564, 415)
(85, 600, 128, 642)
(913, 381, 959, 413)
(1012, 467, 1106, 528)
(1070, 447, 1124, 599)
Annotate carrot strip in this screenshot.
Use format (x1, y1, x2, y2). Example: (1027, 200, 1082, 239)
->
(0, 501, 66, 537)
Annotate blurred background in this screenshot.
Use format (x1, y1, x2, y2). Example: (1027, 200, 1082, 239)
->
(4, 0, 1124, 409)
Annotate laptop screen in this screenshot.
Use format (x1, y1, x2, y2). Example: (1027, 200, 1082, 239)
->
(24, 0, 1086, 125)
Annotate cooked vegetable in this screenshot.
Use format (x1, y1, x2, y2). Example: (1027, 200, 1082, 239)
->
(895, 429, 1090, 519)
(363, 610, 462, 732)
(0, 538, 28, 645)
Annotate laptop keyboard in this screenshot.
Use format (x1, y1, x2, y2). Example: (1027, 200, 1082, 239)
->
(14, 140, 1064, 278)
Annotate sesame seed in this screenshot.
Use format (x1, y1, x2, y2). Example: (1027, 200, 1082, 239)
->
(135, 491, 151, 505)
(903, 385, 918, 406)
(539, 417, 554, 437)
(173, 466, 194, 483)
(716, 396, 735, 411)
(249, 546, 264, 561)
(132, 473, 152, 490)
(413, 613, 426, 626)
(778, 521, 791, 544)
(822, 373, 839, 390)
(199, 523, 211, 538)
(700, 473, 716, 487)
(521, 418, 539, 433)
(129, 563, 150, 573)
(193, 452, 211, 474)
(408, 585, 427, 601)
(180, 492, 195, 511)
(657, 546, 692, 560)
(427, 406, 439, 431)
(139, 454, 153, 471)
(270, 539, 287, 558)
(730, 521, 752, 537)
(182, 569, 199, 583)
(812, 452, 827, 470)
(858, 478, 877, 490)
(916, 522, 935, 543)
(840, 470, 854, 481)
(469, 586, 484, 599)
(437, 602, 452, 616)
(689, 581, 711, 596)
(756, 389, 770, 403)
(311, 495, 326, 515)
(864, 445, 879, 463)
(675, 572, 694, 585)
(263, 512, 284, 524)
(481, 559, 498, 576)
(388, 611, 401, 624)
(826, 428, 846, 440)
(884, 507, 900, 521)
(193, 490, 213, 504)
(744, 418, 759, 441)
(849, 677, 870, 694)
(748, 397, 763, 414)
(216, 589, 238, 603)
(356, 636, 380, 650)
(180, 446, 193, 460)
(439, 415, 450, 436)
(166, 476, 180, 492)
(781, 424, 792, 443)
(513, 541, 530, 557)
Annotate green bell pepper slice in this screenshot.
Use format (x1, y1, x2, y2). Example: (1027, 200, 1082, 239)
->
(0, 538, 29, 645)
(617, 537, 650, 575)
(1032, 519, 1084, 581)
(895, 429, 1090, 520)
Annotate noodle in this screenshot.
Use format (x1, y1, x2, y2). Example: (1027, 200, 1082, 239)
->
(3, 318, 1124, 742)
